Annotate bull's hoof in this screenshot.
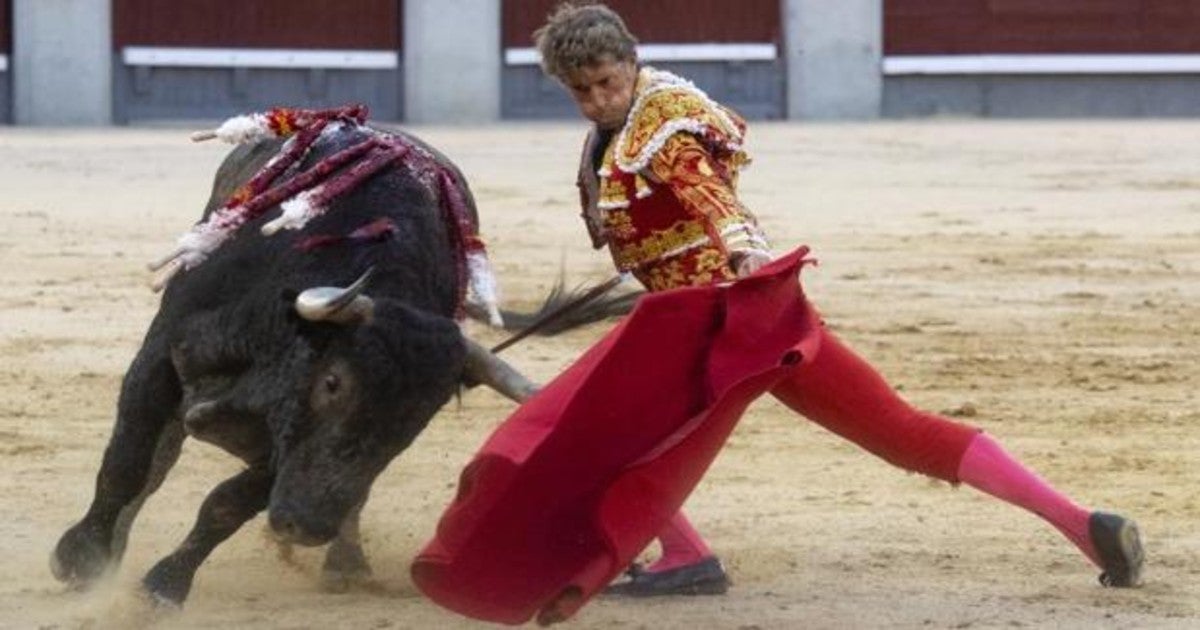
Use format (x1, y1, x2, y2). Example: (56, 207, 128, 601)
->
(320, 565, 374, 594)
(51, 524, 112, 588)
(320, 545, 372, 593)
(88, 583, 180, 630)
(145, 589, 185, 611)
(141, 561, 194, 606)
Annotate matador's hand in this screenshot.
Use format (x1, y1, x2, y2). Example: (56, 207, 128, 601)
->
(731, 250, 773, 277)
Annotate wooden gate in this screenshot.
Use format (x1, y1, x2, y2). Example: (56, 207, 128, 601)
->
(112, 0, 403, 123)
(501, 0, 784, 120)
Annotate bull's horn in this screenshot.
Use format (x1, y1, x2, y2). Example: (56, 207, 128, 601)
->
(294, 267, 376, 324)
(462, 338, 540, 403)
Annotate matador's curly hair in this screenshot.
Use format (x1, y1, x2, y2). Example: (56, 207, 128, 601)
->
(533, 2, 638, 80)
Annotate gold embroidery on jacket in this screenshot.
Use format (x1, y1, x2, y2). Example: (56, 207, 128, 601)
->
(603, 209, 637, 240)
(651, 134, 749, 222)
(614, 69, 746, 173)
(598, 176, 630, 209)
(644, 259, 687, 292)
(582, 68, 770, 290)
(611, 219, 705, 270)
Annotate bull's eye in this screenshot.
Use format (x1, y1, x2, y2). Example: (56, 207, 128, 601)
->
(311, 359, 358, 422)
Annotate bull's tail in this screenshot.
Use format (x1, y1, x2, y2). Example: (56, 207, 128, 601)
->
(465, 276, 641, 336)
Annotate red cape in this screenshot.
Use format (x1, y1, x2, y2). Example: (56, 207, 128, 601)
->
(412, 247, 821, 625)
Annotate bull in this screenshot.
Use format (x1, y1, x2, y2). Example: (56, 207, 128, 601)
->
(49, 112, 600, 605)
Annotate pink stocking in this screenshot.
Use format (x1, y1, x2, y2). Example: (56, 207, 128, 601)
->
(648, 510, 713, 573)
(957, 433, 1099, 566)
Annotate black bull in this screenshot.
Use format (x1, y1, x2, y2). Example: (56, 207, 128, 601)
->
(50, 125, 562, 604)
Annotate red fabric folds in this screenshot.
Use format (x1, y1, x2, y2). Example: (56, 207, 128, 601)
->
(411, 247, 820, 625)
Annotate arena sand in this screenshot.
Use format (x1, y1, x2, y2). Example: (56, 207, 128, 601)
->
(0, 120, 1197, 629)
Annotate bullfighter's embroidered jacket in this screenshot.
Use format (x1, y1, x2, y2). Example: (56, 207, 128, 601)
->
(577, 67, 770, 292)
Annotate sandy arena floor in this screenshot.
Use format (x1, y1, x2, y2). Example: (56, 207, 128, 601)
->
(0, 120, 1197, 629)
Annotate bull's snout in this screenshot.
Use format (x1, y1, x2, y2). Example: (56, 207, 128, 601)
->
(268, 503, 339, 547)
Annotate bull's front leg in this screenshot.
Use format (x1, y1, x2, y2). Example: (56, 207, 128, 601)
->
(111, 419, 186, 562)
(52, 339, 183, 588)
(320, 497, 371, 593)
(142, 465, 273, 605)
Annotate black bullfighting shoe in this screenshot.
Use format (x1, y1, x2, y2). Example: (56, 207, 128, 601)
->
(603, 556, 730, 597)
(1089, 512, 1145, 587)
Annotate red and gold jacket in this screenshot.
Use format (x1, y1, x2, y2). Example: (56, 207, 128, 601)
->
(577, 67, 770, 292)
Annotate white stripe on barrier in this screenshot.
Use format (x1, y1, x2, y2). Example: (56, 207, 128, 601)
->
(0, 54, 8, 72)
(505, 43, 777, 66)
(883, 54, 1200, 75)
(122, 47, 398, 70)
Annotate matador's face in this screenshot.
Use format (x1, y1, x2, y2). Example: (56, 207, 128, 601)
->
(562, 58, 638, 131)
